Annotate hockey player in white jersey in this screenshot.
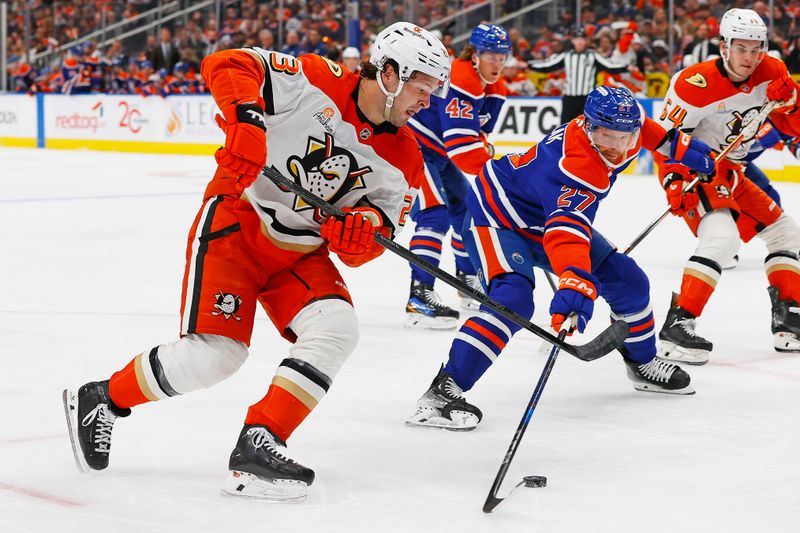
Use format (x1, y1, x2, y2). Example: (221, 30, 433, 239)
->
(62, 22, 451, 502)
(653, 8, 800, 364)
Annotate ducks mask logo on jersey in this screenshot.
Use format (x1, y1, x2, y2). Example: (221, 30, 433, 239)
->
(725, 106, 762, 146)
(286, 132, 372, 211)
(211, 290, 243, 321)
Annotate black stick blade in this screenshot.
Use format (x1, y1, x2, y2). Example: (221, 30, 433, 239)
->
(483, 494, 503, 513)
(568, 319, 630, 362)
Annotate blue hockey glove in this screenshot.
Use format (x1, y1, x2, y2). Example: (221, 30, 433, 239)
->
(668, 129, 715, 175)
(756, 121, 783, 150)
(549, 268, 599, 334)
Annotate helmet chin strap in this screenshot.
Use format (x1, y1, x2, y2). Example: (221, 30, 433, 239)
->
(376, 69, 405, 121)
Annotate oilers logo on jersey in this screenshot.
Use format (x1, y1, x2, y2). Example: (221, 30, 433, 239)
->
(286, 132, 372, 211)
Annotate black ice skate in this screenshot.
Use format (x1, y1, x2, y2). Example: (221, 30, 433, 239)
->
(658, 298, 713, 365)
(221, 424, 315, 502)
(769, 285, 800, 352)
(623, 355, 695, 395)
(406, 365, 483, 431)
(405, 280, 460, 330)
(456, 270, 484, 311)
(62, 380, 130, 473)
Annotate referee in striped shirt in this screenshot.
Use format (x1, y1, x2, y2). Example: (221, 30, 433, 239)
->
(528, 28, 631, 123)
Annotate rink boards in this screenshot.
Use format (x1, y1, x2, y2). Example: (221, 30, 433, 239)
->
(0, 93, 798, 182)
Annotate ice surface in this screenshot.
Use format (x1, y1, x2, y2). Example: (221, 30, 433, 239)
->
(1, 148, 798, 532)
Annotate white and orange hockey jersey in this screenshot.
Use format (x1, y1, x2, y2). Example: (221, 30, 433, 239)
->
(202, 48, 424, 252)
(656, 55, 791, 162)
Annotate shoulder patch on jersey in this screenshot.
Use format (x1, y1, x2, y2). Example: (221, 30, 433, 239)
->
(685, 73, 707, 88)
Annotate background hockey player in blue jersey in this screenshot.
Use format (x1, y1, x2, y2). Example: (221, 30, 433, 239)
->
(404, 24, 510, 329)
(406, 86, 716, 430)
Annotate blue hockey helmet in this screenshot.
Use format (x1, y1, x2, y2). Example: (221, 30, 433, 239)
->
(583, 86, 641, 133)
(469, 24, 511, 54)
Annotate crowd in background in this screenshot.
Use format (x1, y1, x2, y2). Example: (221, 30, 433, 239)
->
(5, 0, 800, 97)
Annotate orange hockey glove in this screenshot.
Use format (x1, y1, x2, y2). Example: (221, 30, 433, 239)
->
(214, 101, 267, 189)
(662, 167, 700, 217)
(320, 207, 388, 267)
(549, 267, 598, 335)
(767, 71, 798, 114)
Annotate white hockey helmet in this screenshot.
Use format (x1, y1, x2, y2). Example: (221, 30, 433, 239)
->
(719, 9, 768, 48)
(369, 22, 451, 117)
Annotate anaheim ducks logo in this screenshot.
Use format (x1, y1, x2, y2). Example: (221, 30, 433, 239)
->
(285, 132, 372, 211)
(685, 73, 707, 88)
(725, 106, 761, 146)
(211, 290, 242, 321)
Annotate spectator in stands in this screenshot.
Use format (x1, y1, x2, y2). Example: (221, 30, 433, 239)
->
(154, 27, 180, 73)
(303, 28, 328, 56)
(282, 30, 303, 57)
(502, 56, 537, 96)
(682, 22, 720, 67)
(786, 35, 800, 74)
(258, 29, 275, 51)
(341, 46, 361, 72)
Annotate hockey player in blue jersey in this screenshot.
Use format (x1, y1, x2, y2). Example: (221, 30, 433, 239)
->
(407, 86, 716, 430)
(404, 24, 510, 329)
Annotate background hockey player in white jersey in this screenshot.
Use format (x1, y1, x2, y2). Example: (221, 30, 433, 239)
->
(653, 8, 800, 365)
(62, 22, 451, 502)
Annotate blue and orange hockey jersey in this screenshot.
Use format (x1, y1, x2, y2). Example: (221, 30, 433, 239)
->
(408, 58, 507, 174)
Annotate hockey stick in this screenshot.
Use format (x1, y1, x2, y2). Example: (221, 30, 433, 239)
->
(482, 318, 572, 513)
(261, 165, 629, 362)
(623, 99, 778, 255)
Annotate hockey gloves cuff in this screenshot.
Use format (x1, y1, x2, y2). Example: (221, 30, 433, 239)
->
(549, 268, 598, 334)
(767, 71, 798, 114)
(214, 101, 267, 189)
(320, 207, 387, 267)
(663, 166, 700, 217)
(667, 129, 715, 175)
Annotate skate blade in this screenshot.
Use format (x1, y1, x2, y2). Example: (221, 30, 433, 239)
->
(62, 389, 90, 474)
(405, 408, 479, 431)
(220, 471, 308, 503)
(657, 342, 710, 366)
(632, 381, 696, 395)
(403, 313, 459, 330)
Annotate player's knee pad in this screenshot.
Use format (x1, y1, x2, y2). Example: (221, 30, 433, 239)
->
(153, 333, 248, 394)
(486, 273, 535, 334)
(759, 214, 800, 254)
(412, 205, 450, 235)
(694, 209, 741, 264)
(595, 252, 650, 315)
(287, 298, 358, 380)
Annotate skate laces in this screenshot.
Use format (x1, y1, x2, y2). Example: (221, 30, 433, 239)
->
(82, 404, 116, 453)
(247, 427, 294, 464)
(638, 359, 676, 383)
(672, 316, 701, 338)
(438, 375, 464, 401)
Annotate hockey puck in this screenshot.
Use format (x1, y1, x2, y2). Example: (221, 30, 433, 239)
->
(523, 475, 547, 488)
